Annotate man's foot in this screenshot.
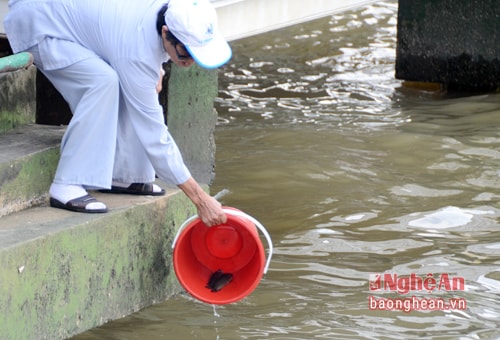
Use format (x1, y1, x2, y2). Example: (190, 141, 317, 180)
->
(50, 194, 108, 213)
(49, 183, 107, 213)
(99, 182, 165, 196)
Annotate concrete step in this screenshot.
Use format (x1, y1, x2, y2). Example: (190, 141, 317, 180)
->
(0, 123, 64, 217)
(0, 186, 194, 339)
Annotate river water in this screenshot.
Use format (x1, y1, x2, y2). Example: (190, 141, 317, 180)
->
(74, 1, 500, 339)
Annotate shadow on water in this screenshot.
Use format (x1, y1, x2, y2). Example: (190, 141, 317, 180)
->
(73, 1, 500, 339)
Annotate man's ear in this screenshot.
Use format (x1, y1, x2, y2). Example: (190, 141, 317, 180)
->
(161, 25, 169, 37)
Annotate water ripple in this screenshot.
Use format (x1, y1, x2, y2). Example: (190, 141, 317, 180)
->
(216, 1, 404, 132)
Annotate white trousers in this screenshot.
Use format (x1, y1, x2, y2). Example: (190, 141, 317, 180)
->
(29, 45, 156, 189)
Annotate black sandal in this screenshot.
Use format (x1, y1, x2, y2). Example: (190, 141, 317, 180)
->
(99, 183, 165, 196)
(50, 194, 108, 213)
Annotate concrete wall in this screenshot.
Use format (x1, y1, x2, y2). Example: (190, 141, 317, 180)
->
(0, 0, 7, 34)
(0, 189, 196, 339)
(396, 0, 499, 91)
(0, 66, 36, 133)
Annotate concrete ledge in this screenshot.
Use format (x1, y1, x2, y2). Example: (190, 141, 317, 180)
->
(213, 0, 378, 41)
(0, 188, 195, 339)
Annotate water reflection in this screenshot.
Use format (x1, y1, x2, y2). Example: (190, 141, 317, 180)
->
(73, 0, 499, 339)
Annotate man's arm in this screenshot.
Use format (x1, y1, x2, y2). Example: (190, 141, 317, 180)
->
(117, 61, 225, 226)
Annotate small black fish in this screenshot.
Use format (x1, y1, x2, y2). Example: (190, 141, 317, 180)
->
(206, 269, 223, 289)
(206, 269, 233, 292)
(211, 272, 233, 292)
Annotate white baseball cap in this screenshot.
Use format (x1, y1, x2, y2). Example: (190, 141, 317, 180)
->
(164, 0, 232, 69)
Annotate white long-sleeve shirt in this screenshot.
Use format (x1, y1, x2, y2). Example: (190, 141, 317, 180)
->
(4, 0, 193, 186)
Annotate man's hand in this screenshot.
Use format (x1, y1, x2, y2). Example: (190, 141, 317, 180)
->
(178, 177, 227, 227)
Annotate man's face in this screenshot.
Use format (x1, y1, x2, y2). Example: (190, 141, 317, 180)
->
(162, 27, 195, 68)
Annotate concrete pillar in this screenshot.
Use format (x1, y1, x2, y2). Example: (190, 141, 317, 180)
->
(161, 63, 219, 185)
(396, 0, 499, 91)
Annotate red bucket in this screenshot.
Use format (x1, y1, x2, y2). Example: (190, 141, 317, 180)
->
(172, 207, 272, 305)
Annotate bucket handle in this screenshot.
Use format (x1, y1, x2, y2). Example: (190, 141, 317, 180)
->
(172, 208, 273, 274)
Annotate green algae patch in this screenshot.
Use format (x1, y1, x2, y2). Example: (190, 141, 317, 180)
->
(0, 148, 60, 215)
(0, 109, 36, 133)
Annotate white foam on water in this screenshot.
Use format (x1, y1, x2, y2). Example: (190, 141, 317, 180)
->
(408, 206, 490, 229)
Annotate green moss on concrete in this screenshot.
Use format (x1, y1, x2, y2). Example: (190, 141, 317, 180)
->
(0, 191, 196, 340)
(0, 109, 36, 133)
(0, 147, 59, 215)
(0, 67, 37, 133)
